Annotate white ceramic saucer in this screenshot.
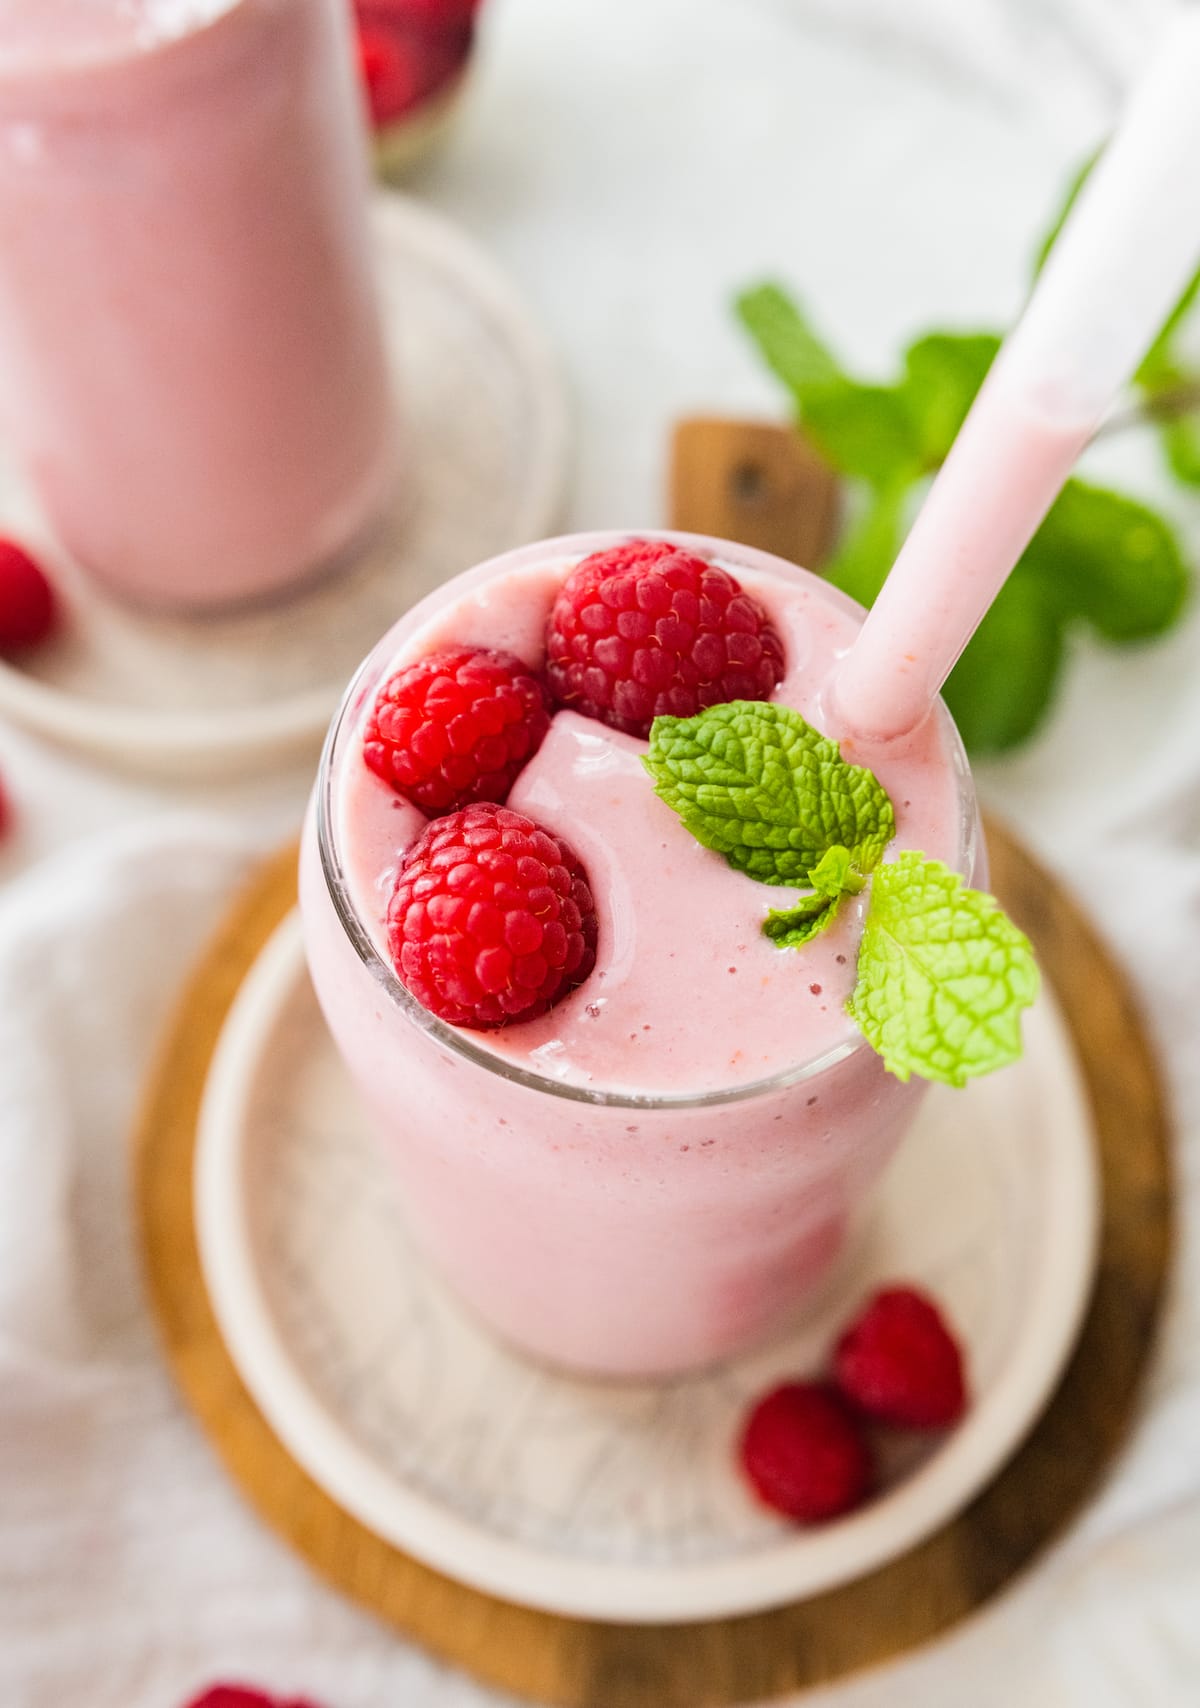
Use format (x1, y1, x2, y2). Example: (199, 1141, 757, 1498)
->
(0, 194, 568, 779)
(195, 912, 1100, 1625)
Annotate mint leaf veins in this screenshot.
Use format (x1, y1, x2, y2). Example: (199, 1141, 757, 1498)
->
(848, 852, 1039, 1087)
(643, 702, 895, 886)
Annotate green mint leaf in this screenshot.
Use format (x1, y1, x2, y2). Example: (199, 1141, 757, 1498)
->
(763, 892, 841, 949)
(942, 479, 1188, 753)
(1029, 478, 1189, 638)
(823, 477, 909, 608)
(899, 333, 999, 465)
(942, 569, 1065, 755)
(644, 701, 896, 887)
(735, 283, 844, 398)
(849, 853, 1039, 1086)
(735, 283, 923, 486)
(808, 844, 865, 898)
(800, 381, 924, 488)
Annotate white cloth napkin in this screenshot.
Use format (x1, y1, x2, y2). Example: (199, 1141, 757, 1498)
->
(0, 818, 514, 1708)
(0, 789, 1198, 1708)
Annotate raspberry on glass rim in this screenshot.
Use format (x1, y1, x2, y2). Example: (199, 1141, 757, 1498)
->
(363, 645, 551, 814)
(739, 1382, 875, 1523)
(544, 538, 785, 737)
(0, 538, 58, 654)
(387, 803, 599, 1029)
(353, 0, 482, 160)
(364, 0, 480, 26)
(357, 23, 426, 129)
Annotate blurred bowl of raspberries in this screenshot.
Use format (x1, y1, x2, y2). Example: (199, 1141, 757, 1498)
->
(352, 0, 484, 175)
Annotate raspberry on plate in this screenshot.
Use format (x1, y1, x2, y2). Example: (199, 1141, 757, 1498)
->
(0, 539, 58, 654)
(544, 538, 785, 737)
(834, 1286, 967, 1429)
(739, 1381, 874, 1523)
(387, 802, 598, 1029)
(364, 646, 550, 815)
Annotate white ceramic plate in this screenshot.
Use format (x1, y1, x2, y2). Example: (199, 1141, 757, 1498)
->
(0, 194, 568, 779)
(195, 913, 1100, 1624)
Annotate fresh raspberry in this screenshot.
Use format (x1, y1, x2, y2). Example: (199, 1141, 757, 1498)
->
(388, 802, 598, 1029)
(0, 539, 58, 654)
(185, 1689, 325, 1708)
(739, 1382, 874, 1523)
(0, 775, 10, 840)
(834, 1286, 967, 1429)
(544, 539, 785, 737)
(355, 7, 472, 126)
(364, 646, 550, 815)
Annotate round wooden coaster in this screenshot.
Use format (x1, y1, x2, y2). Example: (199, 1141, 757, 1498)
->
(134, 820, 1173, 1708)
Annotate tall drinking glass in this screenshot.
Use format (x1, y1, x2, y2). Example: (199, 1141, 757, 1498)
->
(0, 0, 396, 609)
(300, 533, 981, 1378)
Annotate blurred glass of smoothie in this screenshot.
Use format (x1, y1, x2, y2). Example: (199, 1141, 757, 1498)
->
(0, 0, 396, 609)
(300, 534, 982, 1379)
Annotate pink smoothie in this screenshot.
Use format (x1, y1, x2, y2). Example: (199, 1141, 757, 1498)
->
(0, 0, 395, 609)
(300, 533, 980, 1376)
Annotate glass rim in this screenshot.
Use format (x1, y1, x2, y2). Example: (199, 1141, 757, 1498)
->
(314, 529, 980, 1111)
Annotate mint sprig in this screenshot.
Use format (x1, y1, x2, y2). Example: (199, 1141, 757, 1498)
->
(848, 853, 1039, 1087)
(643, 702, 894, 886)
(646, 704, 1038, 1086)
(735, 169, 1196, 758)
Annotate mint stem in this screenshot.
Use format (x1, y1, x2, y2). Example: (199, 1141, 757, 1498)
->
(1098, 380, 1200, 439)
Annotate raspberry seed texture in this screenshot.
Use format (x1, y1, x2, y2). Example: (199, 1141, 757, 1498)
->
(387, 802, 598, 1028)
(364, 645, 550, 815)
(545, 539, 785, 737)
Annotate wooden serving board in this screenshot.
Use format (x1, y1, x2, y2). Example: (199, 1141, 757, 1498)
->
(133, 421, 1173, 1706)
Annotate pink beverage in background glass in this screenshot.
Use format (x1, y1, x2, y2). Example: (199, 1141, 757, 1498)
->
(0, 0, 396, 610)
(300, 533, 981, 1378)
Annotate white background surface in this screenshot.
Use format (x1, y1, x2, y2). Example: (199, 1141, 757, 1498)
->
(2, 1, 1200, 1704)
